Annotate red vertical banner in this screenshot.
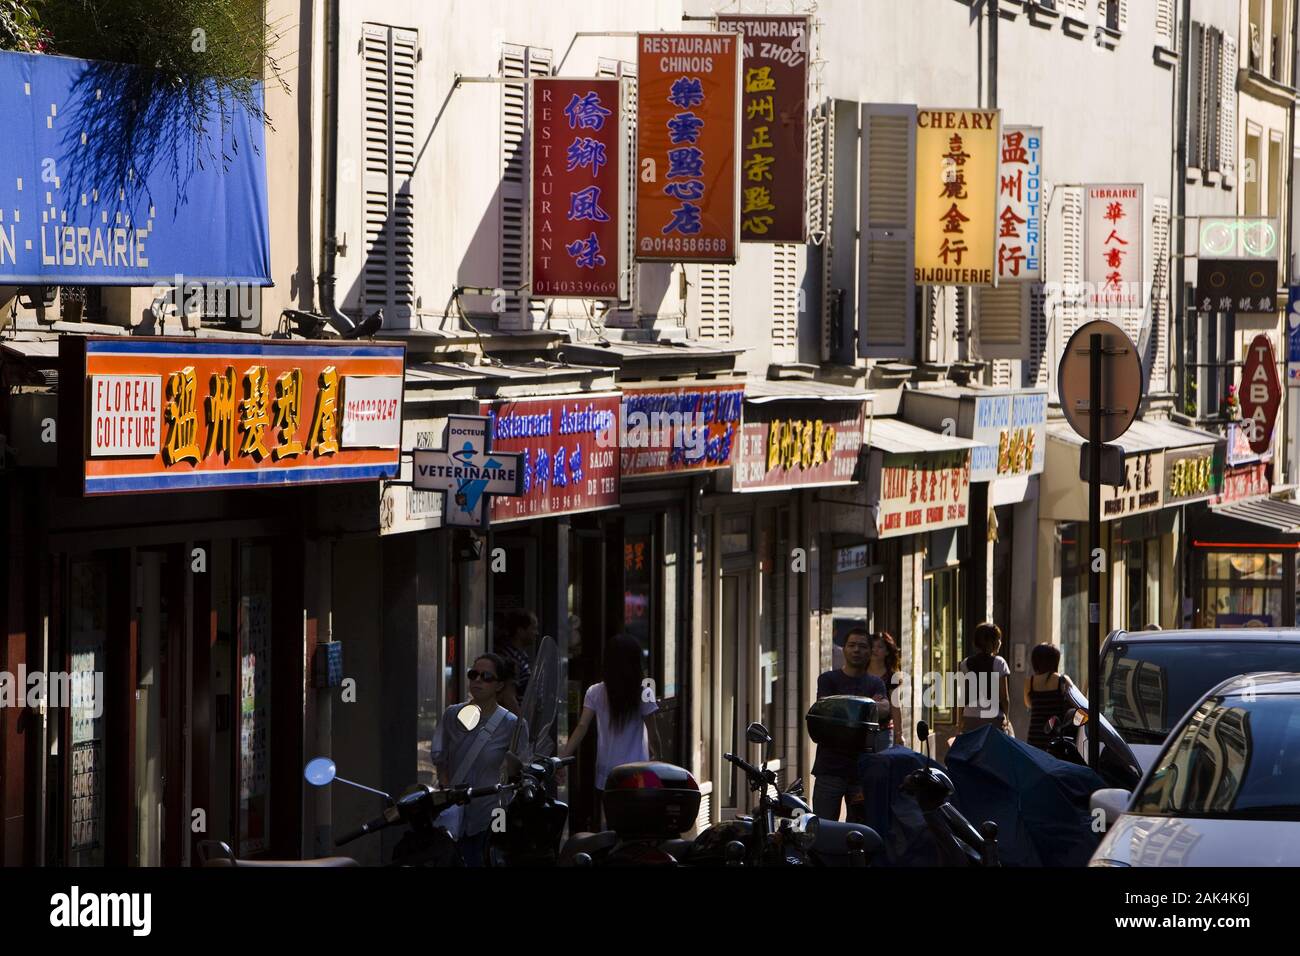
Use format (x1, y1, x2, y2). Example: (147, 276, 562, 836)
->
(530, 78, 622, 299)
(635, 33, 741, 263)
(716, 14, 809, 243)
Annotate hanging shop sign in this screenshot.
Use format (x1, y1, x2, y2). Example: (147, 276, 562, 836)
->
(835, 544, 870, 574)
(715, 14, 809, 243)
(969, 389, 1047, 482)
(1196, 258, 1279, 315)
(479, 394, 621, 521)
(875, 450, 973, 539)
(1084, 184, 1144, 310)
(620, 384, 744, 478)
(1197, 216, 1279, 260)
(1103, 450, 1164, 519)
(914, 109, 1001, 285)
(735, 400, 864, 491)
(59, 338, 405, 496)
(412, 416, 524, 529)
(1163, 445, 1218, 505)
(995, 125, 1042, 282)
(1214, 461, 1271, 505)
(1288, 285, 1300, 383)
(0, 49, 270, 286)
(635, 32, 741, 263)
(530, 77, 622, 299)
(1240, 334, 1281, 455)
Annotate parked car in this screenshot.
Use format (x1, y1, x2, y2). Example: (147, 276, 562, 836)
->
(1090, 673, 1300, 866)
(1096, 628, 1300, 772)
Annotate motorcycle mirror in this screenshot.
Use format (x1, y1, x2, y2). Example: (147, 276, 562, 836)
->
(458, 704, 482, 731)
(916, 721, 930, 743)
(304, 757, 337, 787)
(789, 777, 804, 795)
(746, 722, 773, 746)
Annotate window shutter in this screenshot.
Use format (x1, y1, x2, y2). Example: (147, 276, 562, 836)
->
(499, 44, 552, 329)
(1055, 186, 1083, 398)
(1150, 197, 1171, 393)
(1187, 23, 1203, 169)
(1219, 35, 1237, 177)
(1205, 28, 1221, 172)
(1156, 0, 1174, 47)
(361, 24, 417, 325)
(992, 359, 1014, 389)
(821, 101, 850, 362)
(858, 103, 916, 359)
(1027, 285, 1049, 386)
(976, 284, 1029, 360)
(1118, 0, 1128, 32)
(698, 264, 733, 341)
(1065, 0, 1089, 15)
(598, 59, 639, 316)
(807, 103, 828, 244)
(772, 243, 799, 354)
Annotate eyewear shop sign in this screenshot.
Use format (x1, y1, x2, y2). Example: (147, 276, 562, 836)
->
(876, 451, 973, 539)
(480, 395, 621, 521)
(735, 402, 864, 491)
(61, 338, 404, 495)
(0, 50, 270, 285)
(969, 390, 1047, 483)
(620, 385, 744, 478)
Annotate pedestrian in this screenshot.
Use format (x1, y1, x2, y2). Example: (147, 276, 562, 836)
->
(558, 634, 662, 829)
(812, 627, 888, 823)
(866, 631, 905, 747)
(956, 622, 1012, 735)
(430, 652, 529, 866)
(1023, 642, 1073, 751)
(497, 609, 539, 713)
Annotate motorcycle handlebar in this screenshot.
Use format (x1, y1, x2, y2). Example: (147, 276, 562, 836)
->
(336, 813, 389, 847)
(723, 752, 762, 780)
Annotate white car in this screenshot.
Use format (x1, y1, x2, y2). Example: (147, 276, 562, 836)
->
(1090, 673, 1300, 867)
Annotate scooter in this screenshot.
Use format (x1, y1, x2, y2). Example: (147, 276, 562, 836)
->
(1046, 707, 1142, 791)
(688, 721, 879, 867)
(899, 721, 1000, 867)
(487, 755, 575, 867)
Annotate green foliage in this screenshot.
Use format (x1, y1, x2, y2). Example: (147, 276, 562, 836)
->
(0, 1, 48, 51)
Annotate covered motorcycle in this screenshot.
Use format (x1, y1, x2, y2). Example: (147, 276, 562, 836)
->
(944, 725, 1103, 867)
(856, 745, 944, 866)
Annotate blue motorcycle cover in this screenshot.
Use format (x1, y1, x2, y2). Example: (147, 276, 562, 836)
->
(945, 726, 1104, 867)
(855, 745, 943, 867)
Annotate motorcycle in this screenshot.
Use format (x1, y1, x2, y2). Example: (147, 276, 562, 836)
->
(899, 721, 999, 867)
(487, 754, 575, 867)
(1047, 706, 1142, 791)
(688, 721, 879, 867)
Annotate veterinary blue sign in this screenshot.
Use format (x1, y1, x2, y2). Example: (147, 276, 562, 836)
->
(0, 50, 270, 285)
(1288, 285, 1300, 383)
(413, 416, 524, 529)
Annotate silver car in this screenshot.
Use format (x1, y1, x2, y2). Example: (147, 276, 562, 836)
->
(1090, 673, 1300, 866)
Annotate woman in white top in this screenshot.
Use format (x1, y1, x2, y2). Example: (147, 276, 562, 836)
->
(956, 622, 1012, 735)
(559, 634, 662, 823)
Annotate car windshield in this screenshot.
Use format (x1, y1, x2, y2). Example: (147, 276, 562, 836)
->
(1099, 640, 1300, 743)
(1132, 694, 1300, 821)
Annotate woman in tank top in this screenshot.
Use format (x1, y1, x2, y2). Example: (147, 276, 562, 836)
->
(1024, 642, 1072, 751)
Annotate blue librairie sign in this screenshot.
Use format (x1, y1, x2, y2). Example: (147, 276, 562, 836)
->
(0, 50, 270, 285)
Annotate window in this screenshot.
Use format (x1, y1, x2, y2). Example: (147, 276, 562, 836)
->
(1116, 516, 1161, 630)
(1199, 551, 1284, 627)
(1059, 522, 1090, 687)
(67, 559, 109, 868)
(238, 543, 274, 856)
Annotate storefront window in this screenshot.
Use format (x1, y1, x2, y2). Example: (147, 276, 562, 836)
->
(1060, 523, 1088, 688)
(922, 564, 963, 727)
(68, 559, 109, 868)
(759, 509, 789, 771)
(1200, 551, 1284, 627)
(1117, 516, 1161, 631)
(238, 543, 273, 856)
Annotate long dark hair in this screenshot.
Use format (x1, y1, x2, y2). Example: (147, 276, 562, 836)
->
(602, 634, 645, 731)
(871, 631, 899, 675)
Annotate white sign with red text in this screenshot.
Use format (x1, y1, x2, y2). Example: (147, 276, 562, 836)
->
(89, 375, 161, 457)
(341, 375, 403, 449)
(1085, 184, 1144, 310)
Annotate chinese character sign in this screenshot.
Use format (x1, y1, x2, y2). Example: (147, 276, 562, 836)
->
(876, 451, 973, 538)
(62, 338, 405, 495)
(914, 110, 1000, 286)
(636, 33, 741, 262)
(715, 15, 809, 243)
(620, 385, 744, 477)
(735, 401, 864, 489)
(995, 126, 1042, 282)
(480, 395, 621, 521)
(530, 78, 622, 299)
(1085, 184, 1144, 310)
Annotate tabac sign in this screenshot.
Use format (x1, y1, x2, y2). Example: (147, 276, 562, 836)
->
(1241, 334, 1282, 455)
(412, 416, 524, 529)
(60, 338, 405, 496)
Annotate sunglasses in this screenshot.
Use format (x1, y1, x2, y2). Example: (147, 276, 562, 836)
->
(467, 669, 501, 683)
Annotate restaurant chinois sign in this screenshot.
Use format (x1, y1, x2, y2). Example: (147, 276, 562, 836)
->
(60, 338, 405, 495)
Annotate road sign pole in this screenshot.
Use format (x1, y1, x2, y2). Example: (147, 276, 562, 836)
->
(1088, 333, 1102, 773)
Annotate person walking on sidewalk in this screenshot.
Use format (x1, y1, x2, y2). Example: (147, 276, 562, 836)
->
(1024, 642, 1073, 751)
(957, 623, 1012, 735)
(812, 627, 888, 822)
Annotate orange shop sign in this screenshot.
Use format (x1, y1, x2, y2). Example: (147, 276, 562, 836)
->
(60, 337, 406, 496)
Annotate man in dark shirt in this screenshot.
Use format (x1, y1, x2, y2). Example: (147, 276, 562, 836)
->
(812, 628, 887, 823)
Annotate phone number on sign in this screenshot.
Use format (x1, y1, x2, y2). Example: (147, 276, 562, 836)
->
(640, 236, 731, 255)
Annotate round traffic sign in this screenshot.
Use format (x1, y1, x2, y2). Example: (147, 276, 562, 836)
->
(1058, 320, 1142, 443)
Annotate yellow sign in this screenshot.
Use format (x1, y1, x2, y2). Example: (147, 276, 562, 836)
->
(914, 109, 1000, 286)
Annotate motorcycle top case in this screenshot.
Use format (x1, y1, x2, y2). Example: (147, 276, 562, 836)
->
(805, 696, 881, 753)
(602, 762, 701, 839)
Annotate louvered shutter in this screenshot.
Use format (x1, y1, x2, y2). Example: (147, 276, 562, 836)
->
(1060, 187, 1083, 340)
(698, 264, 733, 341)
(499, 45, 552, 328)
(1219, 35, 1237, 177)
(859, 103, 916, 359)
(361, 25, 417, 324)
(1188, 24, 1203, 170)
(599, 59, 639, 316)
(977, 284, 1029, 360)
(1149, 198, 1171, 393)
(1205, 29, 1221, 173)
(807, 103, 828, 244)
(772, 243, 799, 354)
(1118, 0, 1128, 32)
(1065, 0, 1089, 17)
(825, 100, 856, 363)
(1027, 285, 1048, 386)
(992, 359, 1013, 389)
(1156, 0, 1175, 48)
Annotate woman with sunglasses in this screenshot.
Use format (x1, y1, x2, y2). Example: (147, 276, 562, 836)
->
(430, 652, 530, 866)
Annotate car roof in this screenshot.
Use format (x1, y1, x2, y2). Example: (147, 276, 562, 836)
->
(1214, 672, 1300, 697)
(1105, 628, 1300, 644)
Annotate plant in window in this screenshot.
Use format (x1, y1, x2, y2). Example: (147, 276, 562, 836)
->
(1224, 383, 1241, 420)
